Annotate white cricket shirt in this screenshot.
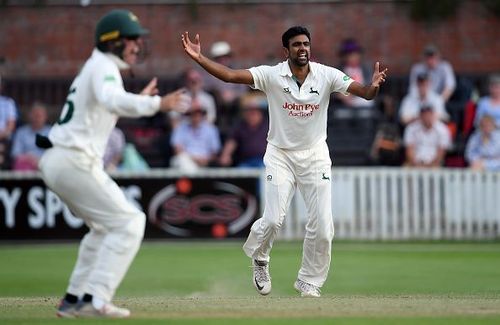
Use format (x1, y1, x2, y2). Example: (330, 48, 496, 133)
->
(248, 61, 353, 150)
(49, 49, 161, 160)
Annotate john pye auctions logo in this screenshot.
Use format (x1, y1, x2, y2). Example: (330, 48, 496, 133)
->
(282, 102, 320, 118)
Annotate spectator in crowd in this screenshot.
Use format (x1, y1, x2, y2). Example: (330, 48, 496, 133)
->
(182, 68, 217, 124)
(10, 102, 50, 171)
(474, 74, 500, 128)
(170, 100, 221, 173)
(404, 104, 451, 167)
(409, 44, 456, 103)
(399, 72, 449, 126)
(337, 38, 374, 109)
(201, 41, 248, 134)
(103, 127, 126, 172)
(219, 92, 268, 168)
(370, 123, 403, 166)
(465, 114, 500, 171)
(203, 41, 247, 106)
(0, 74, 18, 169)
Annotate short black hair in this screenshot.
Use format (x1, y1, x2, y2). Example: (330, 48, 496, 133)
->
(282, 26, 311, 48)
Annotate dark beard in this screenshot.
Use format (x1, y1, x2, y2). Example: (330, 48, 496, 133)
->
(291, 56, 308, 67)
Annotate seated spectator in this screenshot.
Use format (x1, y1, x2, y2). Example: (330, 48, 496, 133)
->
(404, 104, 451, 167)
(336, 38, 374, 109)
(183, 68, 217, 124)
(474, 74, 500, 128)
(370, 123, 403, 166)
(103, 127, 126, 172)
(409, 44, 456, 103)
(219, 92, 268, 168)
(399, 72, 449, 126)
(170, 101, 221, 173)
(10, 102, 50, 171)
(0, 74, 18, 169)
(465, 115, 500, 171)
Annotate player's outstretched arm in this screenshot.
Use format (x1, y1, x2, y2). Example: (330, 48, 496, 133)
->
(181, 31, 253, 85)
(347, 61, 388, 100)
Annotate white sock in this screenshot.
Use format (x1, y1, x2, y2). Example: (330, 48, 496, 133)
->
(92, 297, 105, 310)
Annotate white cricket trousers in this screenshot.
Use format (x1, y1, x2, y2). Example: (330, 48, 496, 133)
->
(243, 141, 335, 287)
(39, 146, 145, 302)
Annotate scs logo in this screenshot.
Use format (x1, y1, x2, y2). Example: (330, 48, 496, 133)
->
(148, 179, 257, 238)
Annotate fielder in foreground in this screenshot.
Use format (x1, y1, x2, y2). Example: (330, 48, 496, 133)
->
(38, 9, 190, 318)
(182, 26, 387, 297)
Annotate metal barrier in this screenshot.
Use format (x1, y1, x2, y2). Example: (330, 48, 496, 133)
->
(281, 168, 500, 240)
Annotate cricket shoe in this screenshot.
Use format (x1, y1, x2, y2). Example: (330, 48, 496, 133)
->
(252, 259, 271, 295)
(294, 279, 321, 298)
(56, 299, 78, 318)
(74, 301, 131, 318)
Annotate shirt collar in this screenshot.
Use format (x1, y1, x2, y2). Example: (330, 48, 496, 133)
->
(93, 48, 130, 70)
(279, 60, 315, 78)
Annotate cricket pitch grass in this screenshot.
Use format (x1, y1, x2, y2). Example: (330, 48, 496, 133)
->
(1, 241, 499, 324)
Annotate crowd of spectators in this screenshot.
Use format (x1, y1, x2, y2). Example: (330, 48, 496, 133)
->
(0, 39, 499, 173)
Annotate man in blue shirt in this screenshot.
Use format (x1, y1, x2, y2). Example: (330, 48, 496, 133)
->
(466, 114, 500, 171)
(474, 74, 500, 128)
(0, 74, 18, 169)
(170, 101, 221, 172)
(11, 102, 51, 171)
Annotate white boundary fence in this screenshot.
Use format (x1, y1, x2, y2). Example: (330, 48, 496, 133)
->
(280, 168, 500, 240)
(2, 168, 499, 240)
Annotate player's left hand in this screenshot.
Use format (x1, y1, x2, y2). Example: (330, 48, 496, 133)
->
(371, 62, 388, 87)
(140, 77, 159, 96)
(181, 31, 202, 62)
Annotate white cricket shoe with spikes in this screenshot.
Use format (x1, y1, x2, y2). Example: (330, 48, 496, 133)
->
(252, 259, 272, 295)
(75, 302, 130, 318)
(294, 279, 321, 298)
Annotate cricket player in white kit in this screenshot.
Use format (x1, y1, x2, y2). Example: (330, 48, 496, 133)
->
(182, 26, 387, 297)
(38, 10, 190, 318)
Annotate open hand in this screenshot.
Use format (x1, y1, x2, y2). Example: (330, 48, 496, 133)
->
(160, 88, 192, 113)
(140, 77, 159, 96)
(372, 62, 388, 87)
(181, 31, 202, 62)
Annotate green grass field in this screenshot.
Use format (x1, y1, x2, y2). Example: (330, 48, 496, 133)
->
(1, 241, 499, 324)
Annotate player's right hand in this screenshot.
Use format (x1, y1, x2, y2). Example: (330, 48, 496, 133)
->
(181, 31, 202, 62)
(160, 88, 191, 113)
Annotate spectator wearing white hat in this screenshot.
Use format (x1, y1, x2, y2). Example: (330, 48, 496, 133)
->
(202, 41, 248, 105)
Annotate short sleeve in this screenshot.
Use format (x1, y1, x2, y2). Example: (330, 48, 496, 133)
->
(170, 123, 184, 147)
(403, 124, 416, 146)
(209, 126, 221, 154)
(2, 97, 18, 122)
(439, 124, 451, 149)
(442, 62, 456, 92)
(328, 66, 354, 95)
(248, 65, 272, 92)
(473, 98, 487, 127)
